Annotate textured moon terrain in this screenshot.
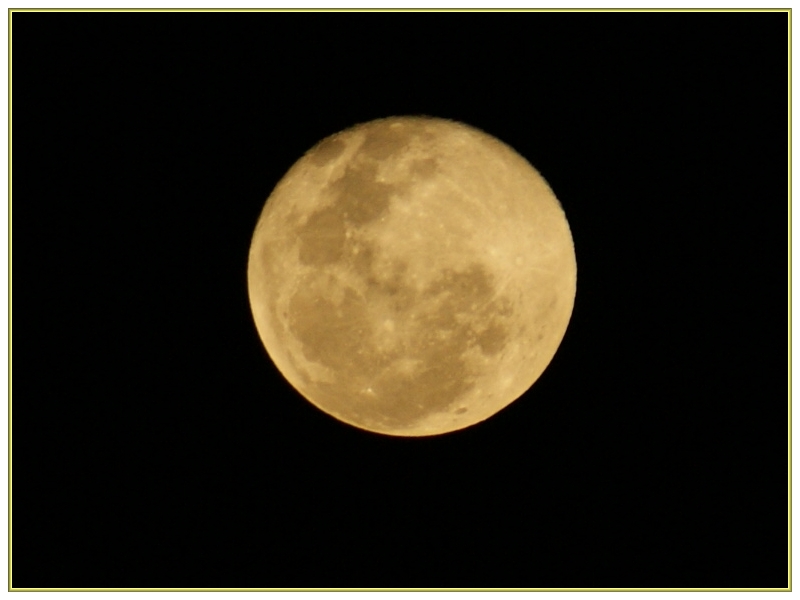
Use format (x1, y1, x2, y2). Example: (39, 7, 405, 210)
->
(247, 116, 576, 436)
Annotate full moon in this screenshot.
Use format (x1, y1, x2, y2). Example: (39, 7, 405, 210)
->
(247, 116, 576, 436)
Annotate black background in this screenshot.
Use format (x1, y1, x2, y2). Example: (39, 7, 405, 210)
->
(12, 11, 787, 589)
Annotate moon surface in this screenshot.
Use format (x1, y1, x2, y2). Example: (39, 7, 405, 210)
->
(247, 116, 576, 436)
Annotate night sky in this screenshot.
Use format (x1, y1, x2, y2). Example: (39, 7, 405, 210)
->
(12, 10, 787, 589)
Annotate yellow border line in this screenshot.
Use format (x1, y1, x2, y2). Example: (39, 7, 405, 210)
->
(8, 7, 12, 593)
(790, 9, 793, 594)
(3, 7, 794, 11)
(5, 588, 794, 592)
(5, 6, 792, 593)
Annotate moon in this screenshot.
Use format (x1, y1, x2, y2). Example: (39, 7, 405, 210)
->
(247, 116, 576, 437)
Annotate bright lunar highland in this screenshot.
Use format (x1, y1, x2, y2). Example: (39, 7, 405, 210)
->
(248, 116, 576, 436)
